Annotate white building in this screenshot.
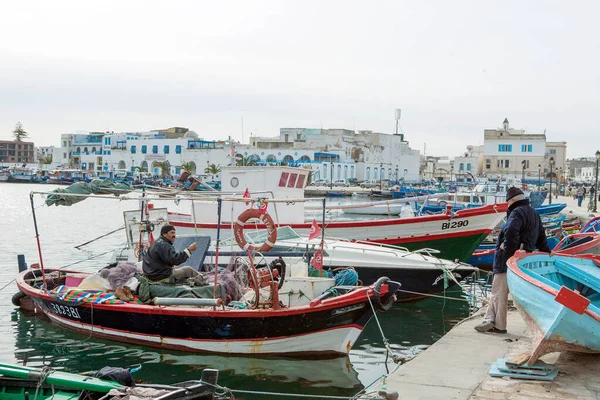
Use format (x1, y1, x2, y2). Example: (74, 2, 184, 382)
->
(248, 128, 421, 183)
(482, 118, 566, 183)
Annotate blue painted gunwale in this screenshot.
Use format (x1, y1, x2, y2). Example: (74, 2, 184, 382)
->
(507, 252, 600, 354)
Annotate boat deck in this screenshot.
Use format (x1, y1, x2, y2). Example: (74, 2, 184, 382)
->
(384, 305, 600, 399)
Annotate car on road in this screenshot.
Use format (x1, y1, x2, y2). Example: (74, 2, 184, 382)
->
(311, 179, 328, 186)
(360, 179, 383, 188)
(332, 179, 350, 187)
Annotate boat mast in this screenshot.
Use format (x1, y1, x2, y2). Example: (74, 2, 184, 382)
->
(29, 193, 47, 291)
(213, 197, 222, 305)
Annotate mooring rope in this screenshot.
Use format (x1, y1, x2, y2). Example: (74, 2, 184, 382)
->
(198, 372, 389, 399)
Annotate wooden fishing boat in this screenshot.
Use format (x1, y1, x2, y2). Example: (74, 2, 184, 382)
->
(552, 233, 600, 255)
(0, 362, 223, 399)
(15, 267, 399, 357)
(507, 252, 600, 364)
(15, 188, 401, 357)
(580, 216, 600, 234)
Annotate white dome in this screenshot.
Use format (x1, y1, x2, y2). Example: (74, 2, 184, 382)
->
(184, 130, 198, 138)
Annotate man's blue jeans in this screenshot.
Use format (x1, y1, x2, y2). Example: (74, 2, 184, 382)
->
(577, 195, 583, 206)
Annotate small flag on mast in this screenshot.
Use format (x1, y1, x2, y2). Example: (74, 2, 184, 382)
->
(311, 249, 323, 271)
(259, 202, 268, 215)
(308, 219, 321, 240)
(243, 188, 251, 205)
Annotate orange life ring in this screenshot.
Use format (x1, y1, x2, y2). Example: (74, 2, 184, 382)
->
(233, 208, 278, 252)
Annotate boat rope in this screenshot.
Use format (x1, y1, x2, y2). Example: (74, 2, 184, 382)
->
(365, 294, 402, 372)
(198, 373, 389, 399)
(58, 247, 125, 270)
(393, 288, 472, 301)
(33, 366, 55, 400)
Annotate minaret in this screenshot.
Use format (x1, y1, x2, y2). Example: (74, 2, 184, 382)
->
(503, 118, 509, 131)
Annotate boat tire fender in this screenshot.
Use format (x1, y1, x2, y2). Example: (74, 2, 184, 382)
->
(233, 209, 278, 252)
(269, 257, 287, 289)
(12, 290, 27, 307)
(373, 276, 396, 311)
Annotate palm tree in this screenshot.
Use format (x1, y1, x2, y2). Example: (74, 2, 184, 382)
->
(235, 154, 256, 166)
(181, 161, 196, 173)
(204, 163, 221, 175)
(133, 166, 148, 173)
(13, 122, 28, 142)
(154, 161, 170, 177)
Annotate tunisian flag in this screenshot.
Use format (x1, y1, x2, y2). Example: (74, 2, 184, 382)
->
(311, 249, 323, 271)
(243, 188, 251, 205)
(308, 219, 321, 240)
(259, 202, 268, 215)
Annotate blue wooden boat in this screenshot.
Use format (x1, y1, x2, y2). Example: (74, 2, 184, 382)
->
(535, 203, 567, 217)
(507, 252, 600, 364)
(580, 216, 600, 234)
(326, 190, 345, 198)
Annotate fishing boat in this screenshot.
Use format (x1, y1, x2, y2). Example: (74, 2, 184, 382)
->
(506, 252, 600, 364)
(552, 233, 600, 255)
(8, 167, 41, 183)
(0, 168, 11, 182)
(45, 169, 93, 185)
(14, 192, 400, 357)
(580, 216, 600, 234)
(326, 190, 346, 198)
(168, 166, 508, 263)
(209, 225, 476, 302)
(0, 362, 226, 399)
(16, 265, 399, 356)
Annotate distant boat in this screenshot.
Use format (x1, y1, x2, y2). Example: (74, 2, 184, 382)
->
(326, 190, 345, 197)
(8, 167, 41, 183)
(0, 169, 11, 182)
(553, 233, 600, 256)
(507, 252, 600, 364)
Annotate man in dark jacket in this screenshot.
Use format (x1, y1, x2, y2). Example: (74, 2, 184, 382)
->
(142, 224, 203, 283)
(475, 187, 550, 334)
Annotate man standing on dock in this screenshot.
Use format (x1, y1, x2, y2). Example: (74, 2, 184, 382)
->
(475, 187, 550, 334)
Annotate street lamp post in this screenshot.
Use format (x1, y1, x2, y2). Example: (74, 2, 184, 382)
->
(379, 163, 383, 190)
(538, 164, 541, 189)
(329, 162, 334, 190)
(450, 166, 454, 185)
(594, 150, 600, 213)
(521, 160, 526, 189)
(549, 157, 555, 204)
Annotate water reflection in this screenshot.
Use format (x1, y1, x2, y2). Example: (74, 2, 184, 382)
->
(11, 310, 363, 398)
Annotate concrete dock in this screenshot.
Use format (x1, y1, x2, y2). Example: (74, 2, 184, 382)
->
(384, 193, 600, 400)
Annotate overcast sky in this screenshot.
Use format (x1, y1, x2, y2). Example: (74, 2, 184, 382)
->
(1, 0, 598, 158)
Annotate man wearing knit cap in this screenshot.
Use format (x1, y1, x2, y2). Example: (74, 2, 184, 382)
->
(475, 187, 550, 333)
(142, 224, 203, 283)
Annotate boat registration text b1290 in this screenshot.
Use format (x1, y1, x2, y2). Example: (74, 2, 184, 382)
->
(441, 220, 469, 230)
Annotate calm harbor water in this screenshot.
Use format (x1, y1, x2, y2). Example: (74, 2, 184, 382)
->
(0, 184, 471, 399)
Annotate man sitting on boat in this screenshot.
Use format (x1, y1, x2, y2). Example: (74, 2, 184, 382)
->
(475, 187, 550, 334)
(143, 224, 205, 285)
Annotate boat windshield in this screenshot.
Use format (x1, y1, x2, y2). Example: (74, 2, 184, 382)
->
(221, 226, 302, 246)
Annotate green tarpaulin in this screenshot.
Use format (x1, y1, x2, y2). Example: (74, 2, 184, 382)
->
(45, 179, 133, 206)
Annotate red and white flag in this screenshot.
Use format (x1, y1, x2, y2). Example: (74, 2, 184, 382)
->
(311, 249, 323, 271)
(243, 188, 251, 205)
(259, 202, 268, 215)
(308, 219, 321, 240)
